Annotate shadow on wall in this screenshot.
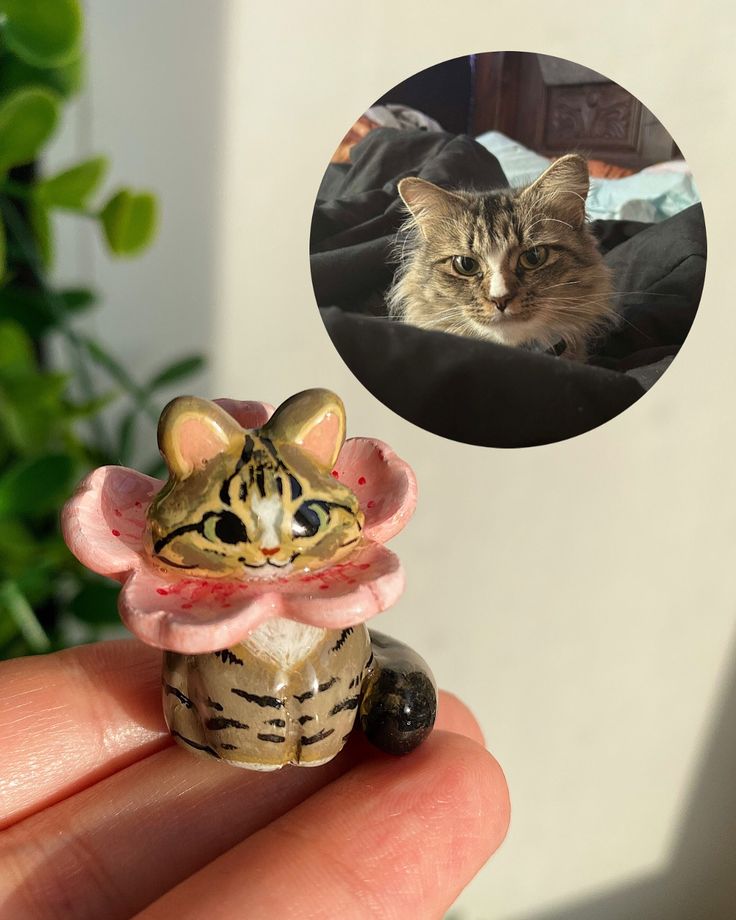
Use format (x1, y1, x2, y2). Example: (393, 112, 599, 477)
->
(526, 629, 736, 920)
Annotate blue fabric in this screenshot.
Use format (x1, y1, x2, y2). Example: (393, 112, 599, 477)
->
(474, 130, 551, 186)
(474, 131, 700, 222)
(586, 171, 700, 222)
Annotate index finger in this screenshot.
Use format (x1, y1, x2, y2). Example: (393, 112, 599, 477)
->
(0, 640, 168, 829)
(0, 639, 483, 829)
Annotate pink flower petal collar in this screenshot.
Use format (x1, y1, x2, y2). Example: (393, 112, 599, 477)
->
(62, 399, 417, 654)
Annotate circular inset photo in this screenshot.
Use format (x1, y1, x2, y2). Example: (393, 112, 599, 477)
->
(310, 52, 706, 447)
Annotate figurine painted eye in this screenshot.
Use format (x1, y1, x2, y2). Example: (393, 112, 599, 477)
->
(205, 512, 248, 544)
(518, 246, 549, 270)
(292, 502, 329, 538)
(452, 255, 480, 276)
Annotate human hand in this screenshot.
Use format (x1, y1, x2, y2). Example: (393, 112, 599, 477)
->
(0, 640, 509, 919)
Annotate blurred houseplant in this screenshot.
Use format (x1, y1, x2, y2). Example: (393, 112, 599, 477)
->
(0, 0, 204, 659)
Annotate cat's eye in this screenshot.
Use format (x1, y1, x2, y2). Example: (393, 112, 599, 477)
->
(205, 512, 248, 544)
(452, 255, 480, 276)
(518, 246, 549, 270)
(292, 502, 329, 538)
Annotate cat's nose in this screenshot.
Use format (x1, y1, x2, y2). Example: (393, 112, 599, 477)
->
(491, 296, 511, 313)
(261, 546, 280, 557)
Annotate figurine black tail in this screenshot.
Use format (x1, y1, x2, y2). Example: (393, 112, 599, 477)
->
(359, 631, 437, 756)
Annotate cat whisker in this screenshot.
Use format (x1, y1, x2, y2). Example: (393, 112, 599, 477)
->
(611, 291, 675, 299)
(525, 217, 574, 233)
(545, 280, 583, 288)
(544, 286, 674, 301)
(606, 313, 652, 338)
(541, 302, 652, 339)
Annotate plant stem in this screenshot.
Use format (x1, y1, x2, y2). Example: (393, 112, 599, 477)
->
(0, 179, 32, 199)
(0, 182, 99, 219)
(0, 581, 51, 653)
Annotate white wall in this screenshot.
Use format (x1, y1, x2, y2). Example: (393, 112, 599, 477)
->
(53, 1, 736, 917)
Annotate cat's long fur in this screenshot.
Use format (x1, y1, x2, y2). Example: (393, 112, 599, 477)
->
(387, 155, 617, 361)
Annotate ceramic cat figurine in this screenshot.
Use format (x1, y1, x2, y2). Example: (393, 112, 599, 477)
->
(62, 389, 436, 770)
(387, 154, 616, 361)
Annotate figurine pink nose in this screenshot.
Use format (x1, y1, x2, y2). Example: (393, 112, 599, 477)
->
(261, 546, 280, 557)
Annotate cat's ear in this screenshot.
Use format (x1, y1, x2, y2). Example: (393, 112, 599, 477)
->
(522, 154, 589, 228)
(398, 177, 464, 236)
(264, 389, 346, 470)
(158, 396, 244, 479)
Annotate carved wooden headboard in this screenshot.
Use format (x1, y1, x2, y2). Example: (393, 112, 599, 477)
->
(471, 52, 679, 169)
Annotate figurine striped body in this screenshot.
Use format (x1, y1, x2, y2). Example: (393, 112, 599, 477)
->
(163, 622, 372, 769)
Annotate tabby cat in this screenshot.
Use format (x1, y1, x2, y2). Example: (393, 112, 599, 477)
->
(152, 390, 436, 769)
(387, 154, 616, 361)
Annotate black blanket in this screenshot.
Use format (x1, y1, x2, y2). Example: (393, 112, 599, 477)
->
(311, 129, 706, 447)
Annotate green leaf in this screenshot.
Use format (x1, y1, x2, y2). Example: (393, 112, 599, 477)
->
(51, 52, 83, 96)
(0, 452, 75, 517)
(0, 216, 5, 282)
(0, 580, 50, 652)
(48, 52, 83, 96)
(68, 578, 120, 625)
(0, 87, 60, 172)
(0, 0, 83, 68)
(0, 281, 56, 338)
(28, 199, 53, 267)
(0, 370, 69, 454)
(0, 526, 63, 604)
(0, 49, 83, 100)
(0, 634, 40, 661)
(36, 156, 108, 209)
(0, 318, 34, 374)
(99, 189, 157, 256)
(0, 518, 37, 569)
(59, 287, 95, 312)
(16, 564, 55, 607)
(0, 284, 97, 337)
(0, 609, 22, 651)
(147, 354, 205, 391)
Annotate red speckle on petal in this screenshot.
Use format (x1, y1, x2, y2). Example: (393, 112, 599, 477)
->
(367, 500, 375, 509)
(156, 588, 168, 596)
(358, 476, 366, 485)
(182, 603, 193, 610)
(358, 563, 370, 570)
(114, 509, 122, 517)
(319, 584, 329, 590)
(134, 501, 142, 507)
(111, 529, 121, 537)
(331, 470, 339, 479)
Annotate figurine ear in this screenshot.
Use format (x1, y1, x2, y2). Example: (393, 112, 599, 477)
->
(521, 154, 589, 228)
(158, 396, 244, 479)
(263, 389, 346, 469)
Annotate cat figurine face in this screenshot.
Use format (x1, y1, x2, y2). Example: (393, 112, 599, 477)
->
(387, 154, 616, 360)
(146, 389, 364, 578)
